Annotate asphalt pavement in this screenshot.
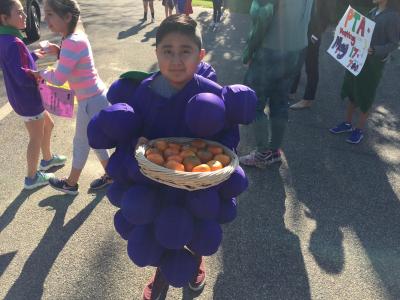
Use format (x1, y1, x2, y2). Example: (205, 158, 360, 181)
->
(1, 1, 400, 299)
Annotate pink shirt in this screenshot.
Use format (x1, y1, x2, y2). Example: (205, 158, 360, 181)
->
(41, 33, 105, 101)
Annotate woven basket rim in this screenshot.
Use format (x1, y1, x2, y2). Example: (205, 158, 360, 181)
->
(135, 137, 239, 191)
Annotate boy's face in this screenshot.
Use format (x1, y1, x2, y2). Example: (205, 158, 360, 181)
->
(156, 32, 205, 90)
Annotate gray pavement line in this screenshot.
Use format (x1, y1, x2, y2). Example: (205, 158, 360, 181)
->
(0, 102, 12, 121)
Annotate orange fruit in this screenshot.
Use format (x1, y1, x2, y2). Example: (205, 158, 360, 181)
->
(214, 154, 231, 166)
(146, 153, 165, 166)
(208, 145, 223, 155)
(181, 144, 198, 153)
(163, 147, 180, 158)
(197, 149, 214, 163)
(145, 148, 161, 156)
(191, 139, 207, 149)
(168, 143, 181, 151)
(165, 160, 185, 172)
(192, 164, 211, 172)
(179, 149, 197, 159)
(154, 140, 168, 151)
(183, 156, 202, 172)
(167, 155, 184, 163)
(207, 160, 223, 171)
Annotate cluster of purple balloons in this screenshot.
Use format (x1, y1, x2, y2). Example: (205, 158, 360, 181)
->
(87, 83, 256, 287)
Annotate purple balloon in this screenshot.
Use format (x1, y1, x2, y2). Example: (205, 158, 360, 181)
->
(127, 224, 165, 267)
(185, 93, 226, 137)
(219, 166, 248, 199)
(87, 114, 117, 149)
(222, 85, 257, 125)
(188, 220, 222, 256)
(107, 78, 139, 105)
(155, 207, 194, 249)
(186, 189, 220, 220)
(124, 154, 157, 186)
(217, 197, 237, 224)
(98, 103, 142, 143)
(114, 209, 135, 240)
(121, 185, 160, 225)
(106, 181, 128, 208)
(160, 186, 187, 207)
(106, 149, 133, 185)
(160, 249, 197, 287)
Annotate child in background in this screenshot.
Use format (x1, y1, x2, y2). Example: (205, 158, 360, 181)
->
(0, 0, 66, 190)
(142, 0, 155, 22)
(29, 0, 111, 194)
(161, 0, 174, 18)
(329, 0, 400, 144)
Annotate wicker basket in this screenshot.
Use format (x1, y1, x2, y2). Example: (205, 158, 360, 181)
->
(135, 137, 239, 191)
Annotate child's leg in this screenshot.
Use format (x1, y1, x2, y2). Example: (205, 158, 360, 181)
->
(345, 100, 357, 124)
(357, 111, 369, 129)
(164, 5, 168, 18)
(216, 0, 222, 23)
(212, 0, 217, 23)
(67, 101, 90, 186)
(41, 111, 54, 161)
(149, 1, 155, 19)
(143, 0, 148, 13)
(24, 117, 45, 178)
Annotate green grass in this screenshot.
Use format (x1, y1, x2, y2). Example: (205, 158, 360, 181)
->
(192, 0, 213, 9)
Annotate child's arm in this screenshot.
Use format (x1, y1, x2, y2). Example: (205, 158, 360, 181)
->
(372, 14, 400, 58)
(40, 38, 81, 86)
(4, 41, 39, 88)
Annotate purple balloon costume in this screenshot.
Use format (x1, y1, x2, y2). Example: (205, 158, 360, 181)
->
(87, 63, 257, 287)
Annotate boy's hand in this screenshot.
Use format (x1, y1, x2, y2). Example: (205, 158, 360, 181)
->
(368, 47, 375, 55)
(135, 137, 149, 150)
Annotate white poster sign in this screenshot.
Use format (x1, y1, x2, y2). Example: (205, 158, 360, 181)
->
(328, 6, 376, 76)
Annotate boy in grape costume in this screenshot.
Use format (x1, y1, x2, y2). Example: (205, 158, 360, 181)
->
(87, 15, 257, 300)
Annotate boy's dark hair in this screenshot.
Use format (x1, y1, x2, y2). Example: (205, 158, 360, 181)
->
(0, 0, 17, 25)
(46, 0, 80, 35)
(156, 14, 202, 50)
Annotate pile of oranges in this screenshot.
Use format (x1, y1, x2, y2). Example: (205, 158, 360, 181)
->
(145, 139, 231, 172)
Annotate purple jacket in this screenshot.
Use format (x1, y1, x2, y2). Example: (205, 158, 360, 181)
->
(0, 34, 44, 117)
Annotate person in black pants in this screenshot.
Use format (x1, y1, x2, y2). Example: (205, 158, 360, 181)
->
(290, 0, 336, 110)
(212, 0, 223, 30)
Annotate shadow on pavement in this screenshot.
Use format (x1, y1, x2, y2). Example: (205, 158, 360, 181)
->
(211, 167, 311, 299)
(118, 21, 150, 40)
(0, 251, 17, 277)
(0, 188, 45, 233)
(4, 192, 105, 300)
(284, 29, 400, 297)
(195, 10, 250, 85)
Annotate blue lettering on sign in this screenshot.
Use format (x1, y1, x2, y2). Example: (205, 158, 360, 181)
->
(331, 36, 349, 60)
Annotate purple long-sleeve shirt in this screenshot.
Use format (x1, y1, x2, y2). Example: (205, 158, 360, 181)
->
(0, 34, 44, 117)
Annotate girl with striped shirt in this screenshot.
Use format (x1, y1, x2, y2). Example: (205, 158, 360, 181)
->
(30, 0, 111, 194)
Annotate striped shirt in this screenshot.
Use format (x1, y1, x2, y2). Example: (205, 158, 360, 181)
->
(40, 33, 105, 101)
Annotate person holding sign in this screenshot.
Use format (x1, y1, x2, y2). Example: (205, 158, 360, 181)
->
(0, 0, 66, 190)
(330, 0, 400, 144)
(240, 0, 314, 168)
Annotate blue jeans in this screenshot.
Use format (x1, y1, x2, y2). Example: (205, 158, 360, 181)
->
(244, 48, 304, 151)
